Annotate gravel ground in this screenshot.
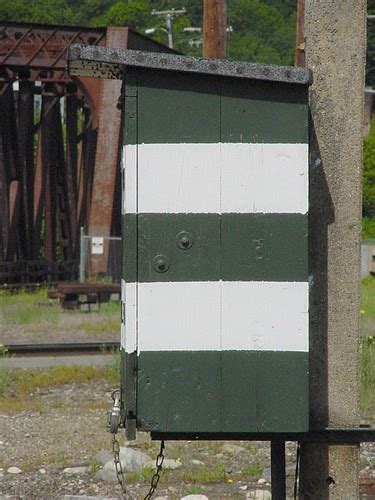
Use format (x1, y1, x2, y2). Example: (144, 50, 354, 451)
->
(1, 380, 374, 499)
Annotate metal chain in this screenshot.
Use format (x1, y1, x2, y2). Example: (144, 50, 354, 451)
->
(144, 440, 165, 500)
(112, 432, 129, 499)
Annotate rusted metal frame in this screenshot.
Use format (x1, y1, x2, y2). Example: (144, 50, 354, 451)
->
(42, 93, 58, 263)
(33, 130, 44, 259)
(17, 80, 35, 259)
(7, 180, 21, 261)
(65, 88, 78, 256)
(26, 28, 58, 66)
(50, 29, 83, 68)
(0, 83, 22, 261)
(34, 92, 59, 262)
(54, 93, 73, 262)
(77, 107, 97, 233)
(0, 26, 33, 63)
(0, 128, 8, 261)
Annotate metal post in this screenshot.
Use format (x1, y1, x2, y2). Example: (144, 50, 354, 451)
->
(79, 226, 85, 283)
(271, 439, 286, 500)
(166, 14, 173, 49)
(299, 1, 366, 497)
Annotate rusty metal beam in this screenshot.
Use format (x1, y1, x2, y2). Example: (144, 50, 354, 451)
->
(18, 80, 35, 259)
(87, 28, 129, 242)
(65, 86, 78, 255)
(0, 22, 106, 78)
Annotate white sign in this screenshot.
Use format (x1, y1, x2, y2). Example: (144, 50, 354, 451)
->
(91, 237, 104, 255)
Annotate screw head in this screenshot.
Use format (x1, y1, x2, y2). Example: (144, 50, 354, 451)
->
(152, 254, 170, 273)
(176, 231, 193, 250)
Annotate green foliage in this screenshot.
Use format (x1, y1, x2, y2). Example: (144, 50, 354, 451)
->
(360, 335, 375, 410)
(367, 2, 375, 88)
(95, 0, 152, 29)
(229, 0, 295, 64)
(363, 218, 375, 239)
(362, 275, 375, 321)
(363, 117, 375, 237)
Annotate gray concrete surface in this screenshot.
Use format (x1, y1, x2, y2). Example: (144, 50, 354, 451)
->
(299, 1, 367, 498)
(1, 354, 112, 369)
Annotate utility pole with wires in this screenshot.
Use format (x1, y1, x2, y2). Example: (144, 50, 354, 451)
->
(203, 0, 227, 58)
(150, 8, 186, 49)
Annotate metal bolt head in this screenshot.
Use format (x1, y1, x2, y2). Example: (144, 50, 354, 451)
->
(176, 231, 193, 250)
(152, 254, 170, 273)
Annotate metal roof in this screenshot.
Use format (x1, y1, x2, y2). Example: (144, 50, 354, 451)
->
(68, 43, 312, 86)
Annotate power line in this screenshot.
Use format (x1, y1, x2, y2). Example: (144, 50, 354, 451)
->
(150, 8, 186, 49)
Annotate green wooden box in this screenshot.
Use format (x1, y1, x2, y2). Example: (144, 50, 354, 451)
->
(117, 52, 310, 437)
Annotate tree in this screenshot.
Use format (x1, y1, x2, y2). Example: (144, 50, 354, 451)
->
(96, 0, 152, 29)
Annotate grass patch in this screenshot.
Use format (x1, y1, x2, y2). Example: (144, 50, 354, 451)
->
(79, 320, 119, 334)
(0, 288, 120, 328)
(185, 485, 204, 495)
(0, 363, 119, 399)
(0, 397, 46, 414)
(181, 464, 228, 484)
(243, 462, 263, 477)
(88, 458, 101, 474)
(100, 300, 121, 315)
(126, 466, 160, 483)
(361, 276, 375, 320)
(0, 288, 59, 325)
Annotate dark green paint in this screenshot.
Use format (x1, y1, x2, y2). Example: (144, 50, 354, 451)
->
(137, 351, 221, 433)
(134, 350, 308, 433)
(123, 68, 308, 145)
(137, 70, 221, 145)
(123, 95, 137, 145)
(221, 78, 308, 144)
(121, 350, 137, 418)
(221, 213, 307, 282)
(221, 351, 308, 433)
(137, 213, 220, 283)
(123, 213, 307, 283)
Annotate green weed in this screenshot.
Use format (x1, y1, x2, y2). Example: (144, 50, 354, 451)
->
(243, 462, 263, 477)
(181, 464, 227, 484)
(0, 344, 10, 397)
(185, 485, 204, 495)
(361, 276, 375, 320)
(0, 364, 120, 398)
(360, 335, 375, 410)
(79, 320, 119, 334)
(88, 458, 101, 474)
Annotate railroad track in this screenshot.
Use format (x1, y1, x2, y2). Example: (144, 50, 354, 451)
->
(5, 341, 120, 356)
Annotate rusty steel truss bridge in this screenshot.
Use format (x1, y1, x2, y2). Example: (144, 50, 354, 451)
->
(0, 21, 172, 284)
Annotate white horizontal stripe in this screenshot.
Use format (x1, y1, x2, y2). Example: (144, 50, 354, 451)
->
(137, 143, 221, 213)
(123, 281, 137, 354)
(221, 143, 308, 214)
(137, 281, 221, 352)
(124, 143, 308, 214)
(221, 281, 308, 352)
(136, 281, 308, 352)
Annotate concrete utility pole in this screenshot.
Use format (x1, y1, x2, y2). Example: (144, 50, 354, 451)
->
(151, 9, 186, 49)
(299, 2, 366, 498)
(203, 0, 227, 58)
